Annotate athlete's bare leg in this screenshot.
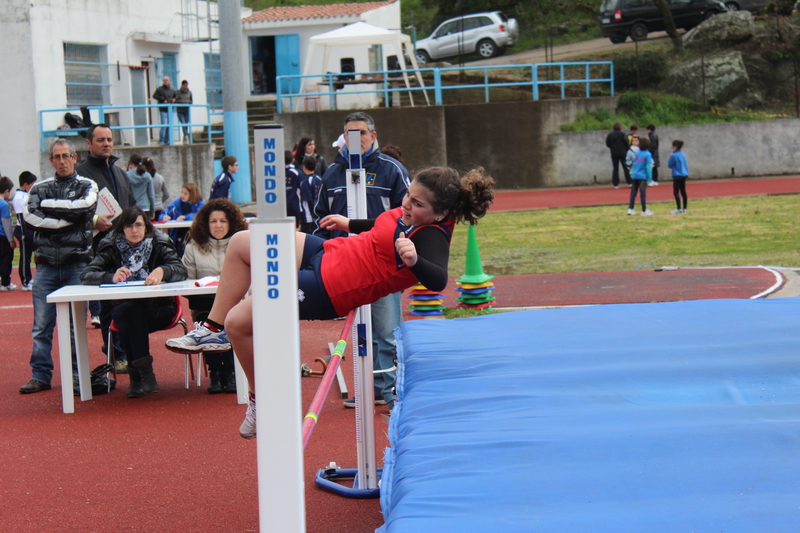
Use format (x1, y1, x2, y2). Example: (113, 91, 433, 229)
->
(224, 231, 308, 392)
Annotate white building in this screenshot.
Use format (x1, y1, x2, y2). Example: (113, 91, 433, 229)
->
(242, 0, 401, 109)
(0, 0, 402, 178)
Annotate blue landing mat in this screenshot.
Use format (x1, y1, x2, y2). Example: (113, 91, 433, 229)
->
(378, 298, 800, 532)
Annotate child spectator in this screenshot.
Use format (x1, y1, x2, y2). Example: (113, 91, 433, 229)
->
(667, 139, 689, 214)
(144, 158, 170, 220)
(285, 150, 302, 226)
(210, 156, 237, 200)
(646, 124, 660, 185)
(299, 155, 322, 234)
(12, 171, 37, 290)
(627, 124, 639, 148)
(125, 153, 155, 217)
(625, 135, 640, 173)
(0, 176, 18, 290)
(159, 182, 204, 256)
(627, 135, 653, 216)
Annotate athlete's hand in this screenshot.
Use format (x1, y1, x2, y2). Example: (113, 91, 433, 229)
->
(395, 232, 418, 267)
(318, 214, 350, 232)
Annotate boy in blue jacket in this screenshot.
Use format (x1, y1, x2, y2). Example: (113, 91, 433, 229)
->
(667, 139, 689, 214)
(627, 135, 653, 216)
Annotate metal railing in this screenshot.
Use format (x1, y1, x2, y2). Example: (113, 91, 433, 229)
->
(276, 61, 614, 113)
(39, 103, 215, 151)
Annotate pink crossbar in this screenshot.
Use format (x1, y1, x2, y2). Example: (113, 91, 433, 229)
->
(301, 309, 356, 449)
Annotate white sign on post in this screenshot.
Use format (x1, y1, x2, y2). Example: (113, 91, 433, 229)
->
(251, 124, 304, 531)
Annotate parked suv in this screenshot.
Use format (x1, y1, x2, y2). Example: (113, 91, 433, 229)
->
(414, 11, 519, 64)
(599, 0, 727, 44)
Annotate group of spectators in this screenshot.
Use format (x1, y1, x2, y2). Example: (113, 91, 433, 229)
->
(606, 122, 690, 215)
(8, 123, 249, 399)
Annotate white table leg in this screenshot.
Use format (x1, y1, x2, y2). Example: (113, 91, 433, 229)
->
(71, 301, 92, 401)
(234, 353, 248, 405)
(56, 302, 75, 414)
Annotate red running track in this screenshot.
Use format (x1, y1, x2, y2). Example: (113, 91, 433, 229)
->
(491, 175, 800, 211)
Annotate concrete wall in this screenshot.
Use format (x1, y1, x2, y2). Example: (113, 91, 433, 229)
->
(277, 101, 800, 190)
(550, 119, 800, 186)
(277, 97, 619, 189)
(39, 143, 216, 203)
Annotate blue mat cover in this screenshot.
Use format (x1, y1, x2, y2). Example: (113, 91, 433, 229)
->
(378, 298, 800, 532)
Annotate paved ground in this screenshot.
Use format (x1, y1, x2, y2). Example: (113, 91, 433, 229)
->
(1, 174, 798, 532)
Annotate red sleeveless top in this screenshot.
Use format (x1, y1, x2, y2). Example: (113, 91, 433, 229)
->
(321, 207, 454, 316)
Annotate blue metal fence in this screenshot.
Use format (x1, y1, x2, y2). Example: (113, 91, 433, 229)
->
(39, 103, 215, 151)
(276, 61, 614, 113)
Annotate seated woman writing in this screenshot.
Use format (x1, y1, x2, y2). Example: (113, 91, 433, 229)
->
(81, 206, 187, 398)
(166, 167, 494, 437)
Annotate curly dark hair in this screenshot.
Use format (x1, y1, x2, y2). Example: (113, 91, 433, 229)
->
(188, 198, 248, 250)
(413, 167, 495, 226)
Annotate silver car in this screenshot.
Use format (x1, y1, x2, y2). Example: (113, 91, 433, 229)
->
(414, 11, 519, 64)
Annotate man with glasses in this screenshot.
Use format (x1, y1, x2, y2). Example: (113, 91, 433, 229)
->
(19, 139, 98, 395)
(313, 111, 410, 413)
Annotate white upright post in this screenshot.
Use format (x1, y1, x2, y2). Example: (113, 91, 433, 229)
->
(251, 125, 305, 531)
(346, 129, 378, 490)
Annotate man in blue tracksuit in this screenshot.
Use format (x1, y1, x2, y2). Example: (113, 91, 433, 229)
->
(313, 111, 410, 411)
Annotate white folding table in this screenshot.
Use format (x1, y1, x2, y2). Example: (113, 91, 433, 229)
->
(47, 280, 247, 413)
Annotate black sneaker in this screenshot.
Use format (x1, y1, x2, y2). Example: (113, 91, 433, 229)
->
(19, 379, 51, 394)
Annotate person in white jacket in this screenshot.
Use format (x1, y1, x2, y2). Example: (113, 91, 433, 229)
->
(182, 198, 248, 393)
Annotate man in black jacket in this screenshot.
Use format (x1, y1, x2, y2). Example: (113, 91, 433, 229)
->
(606, 121, 631, 189)
(19, 138, 98, 394)
(152, 76, 176, 145)
(76, 124, 136, 371)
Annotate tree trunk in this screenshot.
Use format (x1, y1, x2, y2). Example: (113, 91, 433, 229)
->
(653, 0, 683, 51)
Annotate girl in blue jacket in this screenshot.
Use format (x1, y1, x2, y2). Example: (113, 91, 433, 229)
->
(627, 135, 653, 216)
(158, 182, 204, 255)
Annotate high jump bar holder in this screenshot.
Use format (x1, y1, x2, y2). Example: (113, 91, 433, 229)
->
(315, 128, 380, 498)
(251, 124, 306, 531)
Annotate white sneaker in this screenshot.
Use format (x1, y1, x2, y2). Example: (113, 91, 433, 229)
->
(240, 394, 257, 439)
(671, 209, 682, 215)
(21, 284, 32, 291)
(651, 181, 659, 186)
(681, 208, 688, 214)
(91, 315, 101, 327)
(642, 209, 654, 216)
(627, 208, 636, 216)
(166, 322, 231, 352)
(0, 283, 18, 291)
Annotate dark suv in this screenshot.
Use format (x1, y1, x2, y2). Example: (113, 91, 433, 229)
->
(599, 0, 727, 43)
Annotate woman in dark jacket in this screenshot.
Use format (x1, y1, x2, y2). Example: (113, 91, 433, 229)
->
(81, 206, 187, 398)
(606, 121, 631, 189)
(293, 137, 328, 177)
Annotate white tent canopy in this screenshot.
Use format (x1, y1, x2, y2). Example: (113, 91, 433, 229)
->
(299, 21, 428, 107)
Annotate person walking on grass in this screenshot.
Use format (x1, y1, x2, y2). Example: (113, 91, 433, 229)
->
(667, 139, 689, 214)
(627, 135, 654, 216)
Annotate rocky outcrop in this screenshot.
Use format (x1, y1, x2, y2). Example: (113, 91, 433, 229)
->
(683, 11, 755, 48)
(662, 51, 750, 105)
